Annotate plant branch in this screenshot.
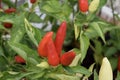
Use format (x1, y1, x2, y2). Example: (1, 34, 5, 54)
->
(90, 44, 96, 53)
(110, 0, 115, 24)
(15, 0, 17, 8)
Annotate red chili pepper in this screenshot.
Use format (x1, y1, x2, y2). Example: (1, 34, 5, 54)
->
(4, 8, 16, 14)
(30, 0, 37, 4)
(60, 51, 76, 66)
(118, 56, 120, 72)
(3, 22, 13, 28)
(38, 31, 53, 57)
(79, 0, 88, 12)
(54, 21, 67, 56)
(47, 38, 60, 66)
(15, 55, 25, 64)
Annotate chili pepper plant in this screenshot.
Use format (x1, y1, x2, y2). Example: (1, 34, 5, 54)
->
(0, 0, 120, 80)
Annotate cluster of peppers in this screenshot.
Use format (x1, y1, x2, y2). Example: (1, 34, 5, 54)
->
(11, 0, 120, 72)
(38, 21, 76, 66)
(14, 21, 76, 67)
(79, 0, 100, 13)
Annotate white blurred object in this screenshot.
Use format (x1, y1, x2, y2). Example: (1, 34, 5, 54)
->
(100, 6, 120, 23)
(106, 0, 120, 14)
(2, 34, 11, 40)
(100, 6, 113, 22)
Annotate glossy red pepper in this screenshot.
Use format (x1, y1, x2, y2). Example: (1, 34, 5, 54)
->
(54, 21, 67, 56)
(15, 55, 25, 64)
(79, 0, 88, 12)
(47, 38, 60, 66)
(60, 51, 76, 66)
(3, 22, 13, 28)
(38, 31, 53, 57)
(118, 56, 120, 72)
(4, 8, 16, 14)
(30, 0, 37, 4)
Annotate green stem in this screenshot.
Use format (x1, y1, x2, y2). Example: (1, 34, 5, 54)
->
(15, 0, 17, 8)
(90, 44, 96, 53)
(110, 0, 115, 24)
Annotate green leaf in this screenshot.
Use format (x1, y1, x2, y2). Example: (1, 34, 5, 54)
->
(0, 72, 3, 78)
(99, 0, 107, 8)
(0, 14, 15, 22)
(0, 71, 36, 80)
(109, 57, 118, 71)
(39, 0, 72, 22)
(8, 42, 27, 61)
(55, 74, 79, 80)
(10, 27, 25, 43)
(24, 18, 39, 47)
(80, 31, 90, 62)
(84, 26, 99, 39)
(69, 53, 81, 67)
(26, 30, 38, 47)
(90, 22, 106, 43)
(104, 47, 117, 57)
(31, 72, 45, 79)
(80, 63, 95, 80)
(0, 25, 4, 29)
(94, 69, 99, 80)
(27, 12, 43, 23)
(75, 12, 87, 24)
(0, 57, 8, 71)
(39, 0, 61, 13)
(28, 57, 39, 65)
(71, 66, 91, 75)
(88, 63, 95, 73)
(0, 46, 4, 57)
(33, 28, 42, 44)
(94, 40, 102, 54)
(116, 71, 120, 80)
(65, 66, 91, 75)
(8, 42, 38, 64)
(46, 73, 80, 80)
(10, 14, 25, 43)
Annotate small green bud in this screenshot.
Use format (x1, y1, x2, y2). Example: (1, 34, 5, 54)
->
(36, 61, 49, 69)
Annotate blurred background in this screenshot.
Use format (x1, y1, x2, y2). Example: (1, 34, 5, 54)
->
(1, 0, 120, 29)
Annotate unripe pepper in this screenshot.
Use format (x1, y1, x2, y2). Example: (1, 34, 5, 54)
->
(30, 0, 37, 4)
(3, 22, 13, 28)
(118, 56, 120, 72)
(89, 0, 100, 13)
(99, 57, 113, 80)
(60, 51, 76, 66)
(36, 61, 49, 69)
(15, 55, 25, 64)
(79, 0, 88, 12)
(54, 21, 67, 56)
(4, 8, 16, 14)
(38, 31, 53, 57)
(47, 38, 60, 66)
